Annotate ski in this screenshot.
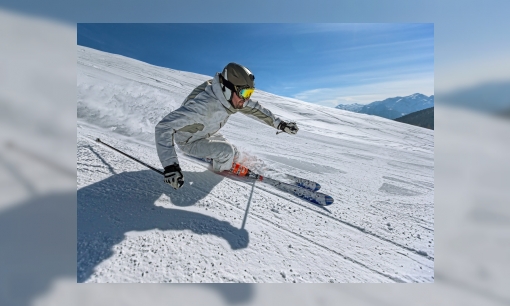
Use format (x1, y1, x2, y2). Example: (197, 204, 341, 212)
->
(266, 171, 321, 191)
(227, 163, 334, 206)
(260, 176, 333, 206)
(188, 156, 321, 192)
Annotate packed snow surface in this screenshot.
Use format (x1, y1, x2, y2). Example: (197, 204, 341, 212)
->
(77, 46, 434, 283)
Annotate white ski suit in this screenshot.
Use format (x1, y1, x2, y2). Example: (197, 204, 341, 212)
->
(155, 73, 283, 172)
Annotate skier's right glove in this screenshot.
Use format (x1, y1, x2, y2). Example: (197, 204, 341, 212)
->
(163, 163, 184, 189)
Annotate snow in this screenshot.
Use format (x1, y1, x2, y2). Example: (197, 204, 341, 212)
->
(77, 46, 434, 283)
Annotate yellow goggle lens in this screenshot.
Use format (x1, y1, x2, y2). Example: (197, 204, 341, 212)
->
(238, 88, 254, 99)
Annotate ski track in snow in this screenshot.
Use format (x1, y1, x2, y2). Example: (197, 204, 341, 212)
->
(77, 46, 434, 283)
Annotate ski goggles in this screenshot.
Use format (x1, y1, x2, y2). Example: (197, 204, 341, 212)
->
(236, 87, 255, 100)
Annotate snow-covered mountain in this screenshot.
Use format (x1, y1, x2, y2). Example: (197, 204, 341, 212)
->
(334, 103, 364, 112)
(336, 94, 434, 119)
(77, 46, 434, 283)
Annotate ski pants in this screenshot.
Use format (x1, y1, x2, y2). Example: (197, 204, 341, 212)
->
(177, 133, 238, 172)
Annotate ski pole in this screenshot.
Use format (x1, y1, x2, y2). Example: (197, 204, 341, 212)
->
(241, 178, 256, 229)
(95, 138, 163, 175)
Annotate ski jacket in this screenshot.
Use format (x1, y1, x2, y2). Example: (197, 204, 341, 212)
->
(155, 73, 283, 168)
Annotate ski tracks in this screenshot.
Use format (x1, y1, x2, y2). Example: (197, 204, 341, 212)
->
(185, 160, 434, 283)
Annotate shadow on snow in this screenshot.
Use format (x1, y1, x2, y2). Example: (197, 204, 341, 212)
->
(77, 169, 250, 283)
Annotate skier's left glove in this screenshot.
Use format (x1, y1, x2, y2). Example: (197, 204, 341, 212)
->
(277, 121, 299, 135)
(163, 163, 184, 189)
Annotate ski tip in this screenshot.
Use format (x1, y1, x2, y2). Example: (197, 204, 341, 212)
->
(315, 183, 321, 191)
(96, 138, 101, 142)
(324, 195, 334, 205)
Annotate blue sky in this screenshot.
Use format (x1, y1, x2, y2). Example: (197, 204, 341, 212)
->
(78, 23, 433, 107)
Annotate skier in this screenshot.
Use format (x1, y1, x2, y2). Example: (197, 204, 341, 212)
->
(155, 63, 299, 189)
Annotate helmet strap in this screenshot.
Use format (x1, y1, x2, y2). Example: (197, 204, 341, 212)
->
(220, 74, 237, 92)
(219, 74, 236, 102)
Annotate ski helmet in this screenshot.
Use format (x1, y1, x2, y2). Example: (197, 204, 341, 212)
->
(220, 63, 255, 102)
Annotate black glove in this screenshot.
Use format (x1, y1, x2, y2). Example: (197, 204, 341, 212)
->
(163, 163, 184, 189)
(277, 121, 299, 135)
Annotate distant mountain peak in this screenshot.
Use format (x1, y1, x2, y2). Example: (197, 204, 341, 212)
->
(335, 93, 434, 120)
(335, 103, 365, 112)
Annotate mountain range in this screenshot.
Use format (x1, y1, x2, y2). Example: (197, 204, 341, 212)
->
(336, 93, 434, 120)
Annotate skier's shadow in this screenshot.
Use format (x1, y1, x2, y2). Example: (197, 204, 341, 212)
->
(77, 169, 250, 283)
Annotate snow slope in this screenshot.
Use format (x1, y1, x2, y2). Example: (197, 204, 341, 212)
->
(77, 46, 434, 283)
